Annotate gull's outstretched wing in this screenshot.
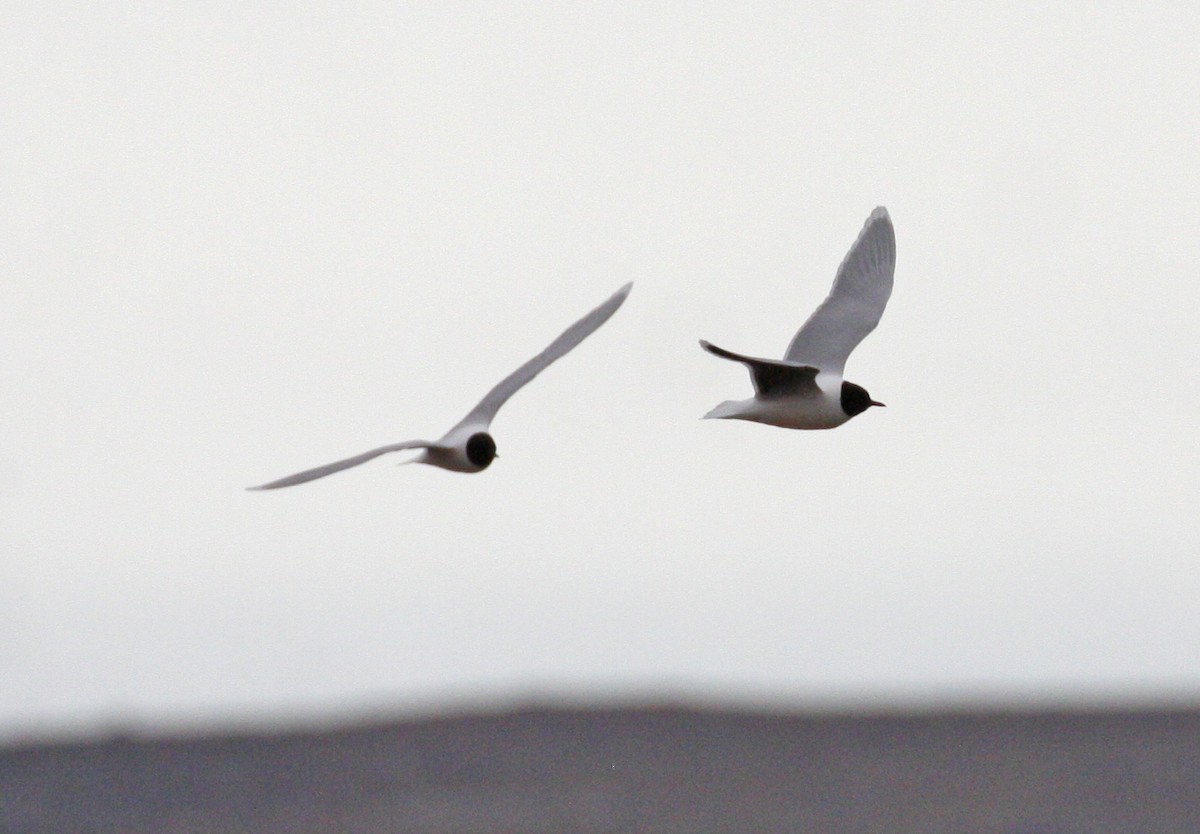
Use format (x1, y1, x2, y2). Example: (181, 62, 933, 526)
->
(448, 282, 632, 434)
(783, 207, 895, 374)
(248, 440, 438, 490)
(700, 340, 820, 398)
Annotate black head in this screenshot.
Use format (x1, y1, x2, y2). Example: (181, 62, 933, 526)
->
(465, 432, 497, 468)
(840, 381, 886, 418)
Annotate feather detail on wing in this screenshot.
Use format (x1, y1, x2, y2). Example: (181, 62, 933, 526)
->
(248, 440, 437, 490)
(700, 340, 820, 398)
(449, 282, 632, 433)
(783, 207, 895, 374)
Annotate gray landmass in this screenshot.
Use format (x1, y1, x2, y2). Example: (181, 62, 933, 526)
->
(3, 704, 1198, 833)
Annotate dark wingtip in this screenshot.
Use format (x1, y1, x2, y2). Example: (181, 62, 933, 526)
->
(699, 340, 738, 361)
(247, 479, 293, 491)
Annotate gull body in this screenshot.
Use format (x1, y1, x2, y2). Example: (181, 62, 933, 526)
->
(701, 207, 895, 430)
(249, 282, 632, 489)
(702, 369, 850, 430)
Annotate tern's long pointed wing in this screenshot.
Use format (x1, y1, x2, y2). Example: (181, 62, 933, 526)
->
(448, 282, 632, 434)
(248, 440, 437, 490)
(783, 207, 895, 374)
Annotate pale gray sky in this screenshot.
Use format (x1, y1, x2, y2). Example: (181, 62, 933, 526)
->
(3, 2, 1199, 738)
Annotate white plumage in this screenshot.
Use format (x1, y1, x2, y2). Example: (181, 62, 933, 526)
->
(249, 282, 632, 489)
(701, 207, 895, 430)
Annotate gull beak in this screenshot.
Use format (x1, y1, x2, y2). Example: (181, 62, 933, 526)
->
(871, 400, 886, 408)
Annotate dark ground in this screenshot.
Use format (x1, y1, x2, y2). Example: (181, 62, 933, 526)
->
(3, 703, 1199, 833)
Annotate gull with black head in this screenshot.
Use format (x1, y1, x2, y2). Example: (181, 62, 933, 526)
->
(701, 207, 895, 429)
(249, 282, 632, 489)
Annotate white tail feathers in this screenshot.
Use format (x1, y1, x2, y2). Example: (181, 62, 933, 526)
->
(703, 400, 746, 420)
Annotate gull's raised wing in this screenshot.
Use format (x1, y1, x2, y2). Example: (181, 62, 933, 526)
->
(248, 440, 438, 490)
(448, 282, 632, 434)
(783, 207, 895, 374)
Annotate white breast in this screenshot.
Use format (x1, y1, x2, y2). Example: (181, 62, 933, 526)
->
(707, 372, 850, 430)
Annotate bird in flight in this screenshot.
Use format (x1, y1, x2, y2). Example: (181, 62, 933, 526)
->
(249, 282, 632, 489)
(700, 207, 895, 430)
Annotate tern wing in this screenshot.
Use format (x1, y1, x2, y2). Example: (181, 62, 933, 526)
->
(248, 440, 438, 490)
(700, 340, 820, 398)
(783, 207, 895, 374)
(448, 282, 632, 434)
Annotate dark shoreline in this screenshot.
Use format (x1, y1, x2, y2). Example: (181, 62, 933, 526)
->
(5, 703, 1199, 833)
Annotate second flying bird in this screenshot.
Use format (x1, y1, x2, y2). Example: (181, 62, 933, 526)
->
(250, 282, 632, 489)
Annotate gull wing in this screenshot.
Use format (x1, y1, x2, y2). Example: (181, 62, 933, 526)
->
(447, 282, 632, 434)
(248, 440, 438, 490)
(783, 207, 895, 374)
(700, 340, 820, 398)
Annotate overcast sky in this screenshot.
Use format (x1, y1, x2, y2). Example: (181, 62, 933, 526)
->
(3, 2, 1199, 739)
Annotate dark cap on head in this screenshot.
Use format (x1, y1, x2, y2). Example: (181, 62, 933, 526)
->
(840, 381, 885, 418)
(466, 432, 497, 468)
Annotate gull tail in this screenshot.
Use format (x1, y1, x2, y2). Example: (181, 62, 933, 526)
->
(703, 400, 745, 420)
